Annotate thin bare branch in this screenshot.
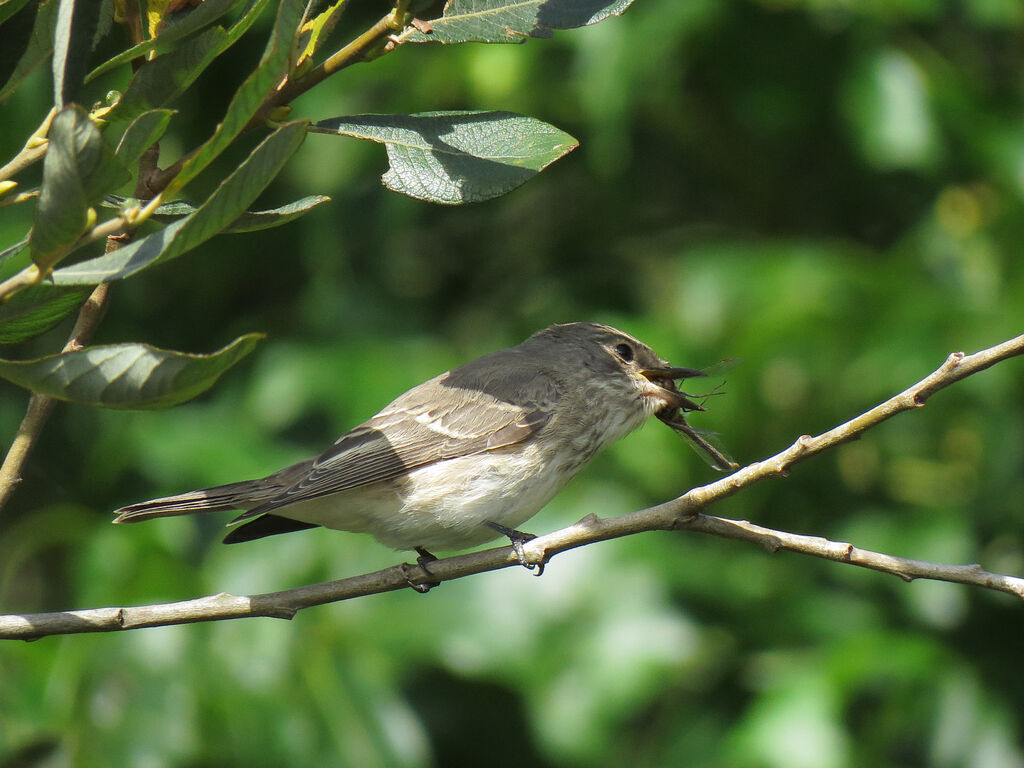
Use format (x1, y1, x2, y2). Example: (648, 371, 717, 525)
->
(0, 108, 56, 183)
(0, 284, 111, 513)
(2, 332, 1023, 640)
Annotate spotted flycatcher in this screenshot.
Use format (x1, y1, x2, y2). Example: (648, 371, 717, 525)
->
(113, 323, 728, 558)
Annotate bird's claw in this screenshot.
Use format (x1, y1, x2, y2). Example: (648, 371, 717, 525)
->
(486, 522, 545, 576)
(402, 547, 441, 593)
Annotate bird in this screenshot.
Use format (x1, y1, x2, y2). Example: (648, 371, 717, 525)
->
(113, 322, 722, 564)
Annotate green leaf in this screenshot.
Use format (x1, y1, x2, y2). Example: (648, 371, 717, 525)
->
(0, 284, 89, 344)
(0, 234, 28, 266)
(310, 111, 578, 204)
(221, 0, 274, 49)
(53, 0, 104, 108)
(404, 0, 634, 44)
(295, 0, 348, 71)
(52, 120, 308, 284)
(85, 0, 244, 82)
(108, 25, 229, 121)
(0, 333, 263, 409)
(165, 0, 306, 195)
(219, 194, 331, 232)
(0, 0, 33, 27)
(102, 193, 331, 233)
(115, 109, 174, 167)
(29, 105, 131, 270)
(0, 0, 57, 103)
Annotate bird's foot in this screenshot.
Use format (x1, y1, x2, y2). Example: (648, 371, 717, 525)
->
(401, 547, 441, 593)
(486, 522, 545, 576)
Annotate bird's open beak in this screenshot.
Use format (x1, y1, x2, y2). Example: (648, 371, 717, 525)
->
(639, 365, 706, 381)
(639, 366, 706, 412)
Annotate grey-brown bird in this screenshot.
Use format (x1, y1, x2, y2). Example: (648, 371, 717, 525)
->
(113, 322, 727, 558)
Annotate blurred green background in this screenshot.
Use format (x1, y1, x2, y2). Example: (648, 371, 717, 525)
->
(3, 0, 1024, 765)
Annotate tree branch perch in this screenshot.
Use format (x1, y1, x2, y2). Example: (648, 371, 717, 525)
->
(2, 332, 1023, 640)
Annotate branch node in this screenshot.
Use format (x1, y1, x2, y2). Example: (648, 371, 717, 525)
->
(576, 512, 601, 527)
(942, 351, 965, 371)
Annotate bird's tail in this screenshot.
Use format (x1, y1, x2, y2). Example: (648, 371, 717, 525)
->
(112, 480, 262, 524)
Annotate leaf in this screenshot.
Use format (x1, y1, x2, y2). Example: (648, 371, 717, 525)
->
(0, 284, 89, 344)
(0, 234, 28, 266)
(29, 105, 131, 270)
(310, 111, 578, 204)
(108, 25, 228, 121)
(52, 120, 308, 284)
(295, 0, 348, 71)
(102, 193, 331, 233)
(85, 0, 244, 82)
(403, 0, 634, 44)
(219, 195, 331, 232)
(115, 109, 174, 167)
(0, 0, 57, 103)
(0, 0, 33, 26)
(0, 333, 263, 409)
(52, 0, 104, 108)
(0, 0, 36, 92)
(165, 0, 306, 195)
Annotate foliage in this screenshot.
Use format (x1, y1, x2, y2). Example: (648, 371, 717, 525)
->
(1, 0, 1024, 766)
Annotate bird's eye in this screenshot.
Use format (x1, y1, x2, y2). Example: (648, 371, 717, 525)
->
(613, 343, 634, 362)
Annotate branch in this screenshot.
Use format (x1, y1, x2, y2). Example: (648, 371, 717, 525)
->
(2, 332, 1023, 640)
(0, 283, 111, 513)
(0, 108, 56, 183)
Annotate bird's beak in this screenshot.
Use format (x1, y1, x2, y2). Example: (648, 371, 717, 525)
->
(639, 365, 706, 381)
(639, 366, 706, 412)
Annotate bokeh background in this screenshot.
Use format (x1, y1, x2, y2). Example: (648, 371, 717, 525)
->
(3, 0, 1024, 765)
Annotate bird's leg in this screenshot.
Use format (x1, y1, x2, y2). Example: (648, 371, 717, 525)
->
(486, 522, 544, 576)
(401, 546, 441, 593)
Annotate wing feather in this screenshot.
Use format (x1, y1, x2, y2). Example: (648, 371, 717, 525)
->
(232, 363, 557, 520)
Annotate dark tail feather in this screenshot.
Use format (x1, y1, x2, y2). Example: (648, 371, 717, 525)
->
(222, 514, 320, 544)
(112, 480, 261, 524)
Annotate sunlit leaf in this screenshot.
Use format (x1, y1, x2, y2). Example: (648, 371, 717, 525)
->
(0, 333, 263, 409)
(52, 121, 307, 284)
(311, 111, 578, 204)
(296, 0, 348, 71)
(404, 0, 634, 44)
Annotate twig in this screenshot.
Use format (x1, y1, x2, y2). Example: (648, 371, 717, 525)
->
(0, 108, 56, 183)
(0, 283, 111, 513)
(2, 331, 1023, 640)
(0, 192, 164, 304)
(258, 9, 406, 125)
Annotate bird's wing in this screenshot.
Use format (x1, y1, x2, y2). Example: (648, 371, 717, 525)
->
(232, 370, 555, 520)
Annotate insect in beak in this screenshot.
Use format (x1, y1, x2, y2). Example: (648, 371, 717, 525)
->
(639, 366, 706, 412)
